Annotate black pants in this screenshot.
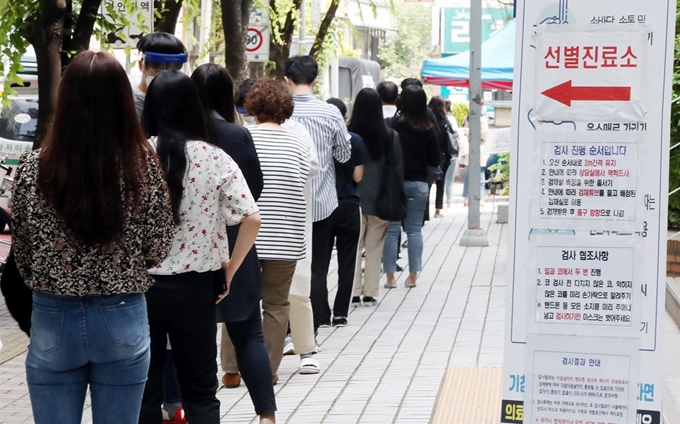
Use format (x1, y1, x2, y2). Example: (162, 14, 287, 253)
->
(311, 215, 334, 331)
(328, 203, 361, 319)
(435, 161, 451, 210)
(140, 272, 220, 424)
(225, 308, 276, 415)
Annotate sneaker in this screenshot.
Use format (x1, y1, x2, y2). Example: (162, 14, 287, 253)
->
(162, 407, 186, 424)
(396, 263, 404, 272)
(332, 316, 348, 327)
(299, 354, 321, 374)
(283, 334, 295, 356)
(362, 296, 377, 306)
(351, 296, 361, 306)
(319, 321, 332, 328)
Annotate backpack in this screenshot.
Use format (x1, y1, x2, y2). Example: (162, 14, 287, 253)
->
(446, 124, 460, 157)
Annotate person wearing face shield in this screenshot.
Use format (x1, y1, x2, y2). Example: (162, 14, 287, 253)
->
(131, 32, 190, 424)
(132, 32, 187, 119)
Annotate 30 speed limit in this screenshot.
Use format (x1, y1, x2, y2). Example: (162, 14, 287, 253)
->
(246, 26, 270, 62)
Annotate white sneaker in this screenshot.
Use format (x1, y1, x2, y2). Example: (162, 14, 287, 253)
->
(283, 334, 295, 356)
(299, 355, 320, 374)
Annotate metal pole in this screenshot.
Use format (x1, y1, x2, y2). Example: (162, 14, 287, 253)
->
(299, 0, 306, 55)
(460, 0, 489, 247)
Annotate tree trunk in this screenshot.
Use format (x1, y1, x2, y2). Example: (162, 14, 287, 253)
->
(221, 0, 252, 83)
(309, 0, 340, 59)
(155, 0, 183, 34)
(62, 0, 101, 67)
(27, 0, 67, 149)
(249, 62, 264, 79)
(269, 41, 291, 81)
(268, 0, 301, 80)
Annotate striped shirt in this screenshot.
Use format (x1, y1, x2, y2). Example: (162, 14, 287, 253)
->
(249, 126, 311, 260)
(290, 94, 351, 222)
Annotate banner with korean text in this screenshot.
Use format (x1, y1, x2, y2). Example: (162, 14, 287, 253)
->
(502, 1, 676, 423)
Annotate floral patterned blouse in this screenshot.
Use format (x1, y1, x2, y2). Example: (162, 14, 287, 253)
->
(12, 150, 176, 296)
(150, 140, 259, 275)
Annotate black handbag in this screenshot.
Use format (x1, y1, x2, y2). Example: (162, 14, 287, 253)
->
(0, 249, 32, 335)
(375, 131, 407, 222)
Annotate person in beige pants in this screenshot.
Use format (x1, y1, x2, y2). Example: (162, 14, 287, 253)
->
(221, 119, 320, 380)
(220, 81, 310, 387)
(354, 216, 389, 300)
(284, 119, 321, 374)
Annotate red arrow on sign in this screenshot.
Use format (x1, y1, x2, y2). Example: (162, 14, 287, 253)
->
(541, 80, 631, 107)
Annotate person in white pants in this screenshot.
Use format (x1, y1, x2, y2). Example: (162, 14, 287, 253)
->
(282, 119, 321, 374)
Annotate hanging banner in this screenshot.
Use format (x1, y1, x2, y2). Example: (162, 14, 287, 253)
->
(502, 1, 676, 423)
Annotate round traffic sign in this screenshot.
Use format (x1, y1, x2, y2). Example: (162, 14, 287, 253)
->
(246, 28, 264, 53)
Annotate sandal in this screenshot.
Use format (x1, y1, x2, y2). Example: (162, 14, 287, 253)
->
(384, 280, 397, 289)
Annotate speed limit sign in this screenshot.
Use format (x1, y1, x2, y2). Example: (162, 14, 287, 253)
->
(246, 26, 270, 62)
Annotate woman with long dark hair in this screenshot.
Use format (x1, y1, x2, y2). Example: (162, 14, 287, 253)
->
(382, 85, 440, 289)
(349, 88, 402, 305)
(191, 64, 276, 423)
(139, 70, 262, 424)
(12, 51, 175, 424)
(428, 96, 454, 218)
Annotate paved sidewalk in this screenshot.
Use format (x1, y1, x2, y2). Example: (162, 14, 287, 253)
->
(7, 187, 680, 423)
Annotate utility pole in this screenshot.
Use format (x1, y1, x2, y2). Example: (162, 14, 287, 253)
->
(299, 0, 306, 55)
(460, 0, 489, 247)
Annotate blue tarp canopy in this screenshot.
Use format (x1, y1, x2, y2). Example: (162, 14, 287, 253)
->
(422, 20, 515, 91)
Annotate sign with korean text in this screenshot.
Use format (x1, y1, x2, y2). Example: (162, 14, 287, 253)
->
(502, 0, 676, 423)
(535, 25, 647, 122)
(102, 0, 154, 49)
(524, 337, 641, 424)
(247, 9, 270, 62)
(441, 6, 512, 54)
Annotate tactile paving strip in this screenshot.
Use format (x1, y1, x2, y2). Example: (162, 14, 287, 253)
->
(432, 366, 503, 424)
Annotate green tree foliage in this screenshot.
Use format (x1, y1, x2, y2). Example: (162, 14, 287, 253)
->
(668, 3, 680, 227)
(452, 102, 469, 127)
(378, 2, 434, 80)
(0, 0, 189, 147)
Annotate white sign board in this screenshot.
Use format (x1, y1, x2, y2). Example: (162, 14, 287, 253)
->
(246, 26, 271, 62)
(246, 9, 270, 62)
(502, 1, 676, 424)
(102, 0, 154, 49)
(486, 127, 511, 154)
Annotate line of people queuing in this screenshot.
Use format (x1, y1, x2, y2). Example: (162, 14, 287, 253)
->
(4, 30, 466, 424)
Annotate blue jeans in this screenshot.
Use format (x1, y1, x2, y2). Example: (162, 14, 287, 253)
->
(383, 181, 429, 273)
(26, 291, 150, 424)
(444, 158, 458, 204)
(462, 167, 486, 198)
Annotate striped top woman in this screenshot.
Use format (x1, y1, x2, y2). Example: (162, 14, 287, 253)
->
(243, 78, 311, 377)
(246, 80, 310, 260)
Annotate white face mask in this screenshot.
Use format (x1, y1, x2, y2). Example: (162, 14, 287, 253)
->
(145, 75, 155, 87)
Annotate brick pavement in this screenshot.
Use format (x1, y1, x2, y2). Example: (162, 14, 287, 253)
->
(0, 192, 508, 423)
(7, 188, 678, 423)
